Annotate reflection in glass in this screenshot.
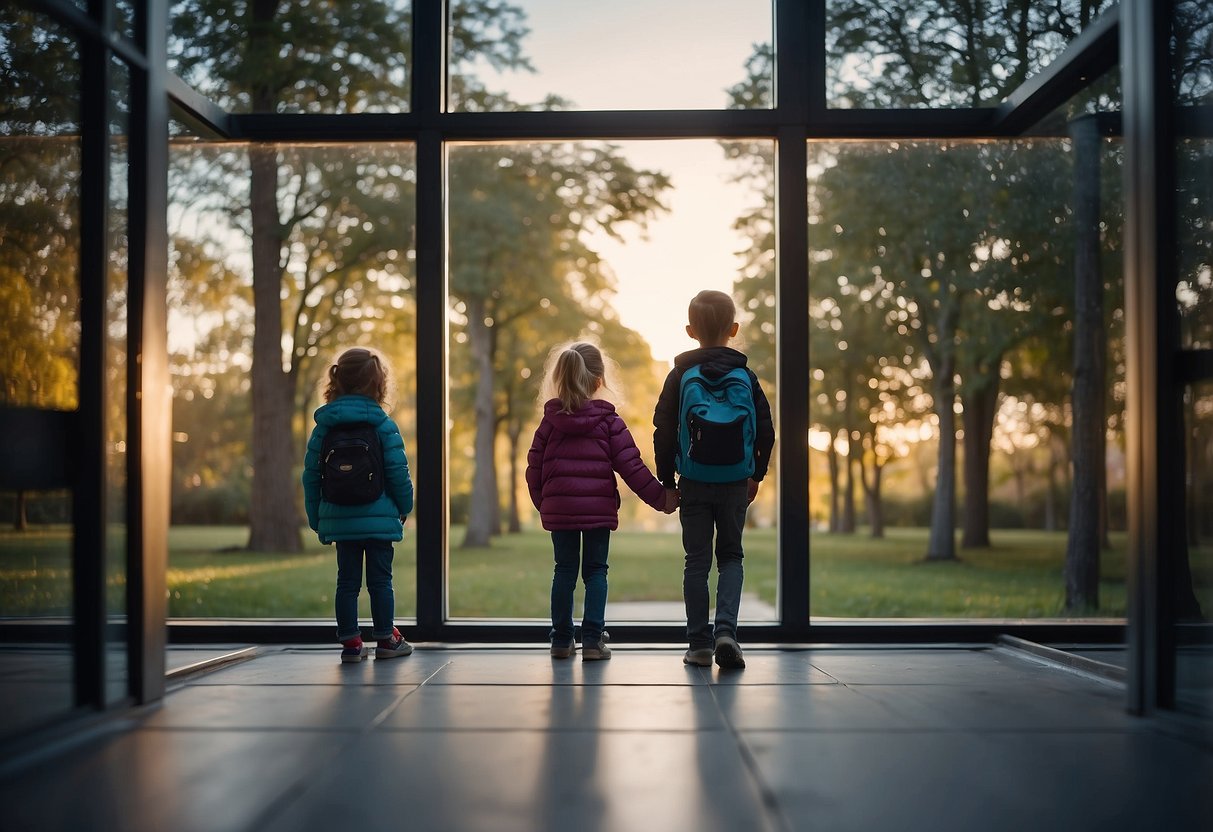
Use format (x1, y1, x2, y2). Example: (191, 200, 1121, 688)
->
(808, 138, 1125, 618)
(826, 0, 1117, 108)
(1180, 384, 1213, 716)
(449, 0, 772, 111)
(446, 140, 776, 622)
(1174, 0, 1213, 718)
(106, 55, 130, 706)
(168, 0, 412, 113)
(0, 8, 80, 738)
(167, 136, 417, 620)
(113, 0, 136, 39)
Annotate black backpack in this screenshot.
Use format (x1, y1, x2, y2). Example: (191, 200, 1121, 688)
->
(320, 422, 385, 505)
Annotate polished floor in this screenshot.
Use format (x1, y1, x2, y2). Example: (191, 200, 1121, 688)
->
(0, 644, 1210, 832)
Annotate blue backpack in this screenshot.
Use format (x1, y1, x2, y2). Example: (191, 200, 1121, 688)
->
(676, 365, 757, 483)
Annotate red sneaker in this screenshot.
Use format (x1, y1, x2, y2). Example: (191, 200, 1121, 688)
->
(340, 637, 367, 664)
(376, 627, 413, 660)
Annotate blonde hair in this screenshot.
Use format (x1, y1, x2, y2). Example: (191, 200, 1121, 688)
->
(541, 341, 618, 413)
(323, 347, 392, 406)
(688, 290, 737, 344)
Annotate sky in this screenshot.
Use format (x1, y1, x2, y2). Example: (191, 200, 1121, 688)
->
(461, 0, 774, 364)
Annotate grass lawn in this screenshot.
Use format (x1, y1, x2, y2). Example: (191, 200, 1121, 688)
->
(0, 523, 1159, 619)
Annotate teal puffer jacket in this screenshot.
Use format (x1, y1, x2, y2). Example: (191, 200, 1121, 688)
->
(302, 395, 414, 544)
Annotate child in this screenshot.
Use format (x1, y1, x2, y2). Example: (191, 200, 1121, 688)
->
(653, 290, 775, 669)
(302, 347, 415, 663)
(526, 341, 678, 661)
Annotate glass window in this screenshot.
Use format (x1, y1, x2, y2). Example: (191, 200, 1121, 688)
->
(0, 6, 80, 738)
(114, 0, 136, 40)
(167, 135, 417, 621)
(446, 139, 777, 624)
(449, 0, 773, 112)
(106, 54, 130, 705)
(1180, 382, 1213, 716)
(1174, 0, 1213, 718)
(826, 0, 1118, 108)
(168, 1, 412, 113)
(807, 137, 1125, 618)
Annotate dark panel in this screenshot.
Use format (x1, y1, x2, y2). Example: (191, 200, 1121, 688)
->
(0, 409, 76, 491)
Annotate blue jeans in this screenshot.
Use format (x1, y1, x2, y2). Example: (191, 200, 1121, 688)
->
(335, 539, 396, 642)
(550, 528, 610, 648)
(679, 479, 749, 649)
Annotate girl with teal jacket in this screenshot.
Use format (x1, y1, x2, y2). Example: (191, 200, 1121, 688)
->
(302, 348, 414, 663)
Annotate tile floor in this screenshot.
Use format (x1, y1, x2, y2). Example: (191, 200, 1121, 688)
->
(0, 645, 1210, 832)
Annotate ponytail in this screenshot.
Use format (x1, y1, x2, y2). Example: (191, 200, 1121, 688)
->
(549, 342, 605, 413)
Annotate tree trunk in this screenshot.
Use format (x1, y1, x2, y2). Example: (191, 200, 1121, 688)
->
(826, 439, 840, 533)
(14, 491, 28, 531)
(1044, 442, 1060, 532)
(926, 321, 958, 561)
(462, 294, 500, 547)
(961, 378, 999, 547)
(246, 144, 302, 553)
(841, 430, 856, 534)
(506, 416, 522, 534)
(859, 447, 885, 539)
(1064, 118, 1105, 611)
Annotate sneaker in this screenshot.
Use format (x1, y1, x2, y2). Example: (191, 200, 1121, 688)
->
(683, 647, 713, 667)
(714, 634, 746, 669)
(375, 627, 414, 660)
(550, 642, 575, 659)
(340, 637, 367, 664)
(582, 632, 612, 662)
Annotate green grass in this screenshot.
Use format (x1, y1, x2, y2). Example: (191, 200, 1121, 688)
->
(0, 523, 1162, 619)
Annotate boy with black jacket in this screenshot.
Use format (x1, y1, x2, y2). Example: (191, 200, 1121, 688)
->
(654, 290, 776, 669)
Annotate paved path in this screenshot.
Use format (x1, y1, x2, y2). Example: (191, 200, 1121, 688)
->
(606, 593, 777, 621)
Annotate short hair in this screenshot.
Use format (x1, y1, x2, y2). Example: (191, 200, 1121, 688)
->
(324, 348, 390, 405)
(688, 290, 736, 343)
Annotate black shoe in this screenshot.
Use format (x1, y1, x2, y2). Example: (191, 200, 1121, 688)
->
(714, 635, 745, 669)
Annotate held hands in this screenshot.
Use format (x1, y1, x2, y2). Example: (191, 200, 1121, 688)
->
(746, 479, 760, 504)
(663, 487, 680, 514)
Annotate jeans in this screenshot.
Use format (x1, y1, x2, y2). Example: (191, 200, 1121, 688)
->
(335, 539, 396, 642)
(679, 478, 749, 649)
(550, 528, 610, 648)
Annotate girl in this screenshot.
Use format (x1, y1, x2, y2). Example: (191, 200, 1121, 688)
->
(302, 347, 415, 663)
(526, 341, 678, 661)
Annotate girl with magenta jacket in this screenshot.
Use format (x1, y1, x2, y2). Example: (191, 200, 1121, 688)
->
(526, 341, 678, 661)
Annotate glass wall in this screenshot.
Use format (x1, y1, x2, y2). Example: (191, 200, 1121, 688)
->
(447, 0, 772, 111)
(167, 137, 417, 623)
(808, 137, 1125, 618)
(167, 0, 413, 113)
(1173, 0, 1213, 718)
(445, 139, 777, 624)
(0, 6, 81, 738)
(826, 0, 1118, 108)
(106, 54, 130, 705)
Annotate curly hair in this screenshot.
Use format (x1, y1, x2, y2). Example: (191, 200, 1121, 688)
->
(323, 348, 391, 405)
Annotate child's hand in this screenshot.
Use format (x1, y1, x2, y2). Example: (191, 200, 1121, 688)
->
(746, 479, 760, 504)
(663, 488, 680, 514)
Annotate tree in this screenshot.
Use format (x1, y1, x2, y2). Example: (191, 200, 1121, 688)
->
(0, 10, 82, 529)
(171, 0, 530, 551)
(448, 142, 669, 547)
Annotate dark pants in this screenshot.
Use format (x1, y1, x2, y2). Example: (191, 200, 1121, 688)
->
(679, 479, 749, 649)
(335, 539, 395, 642)
(550, 528, 611, 648)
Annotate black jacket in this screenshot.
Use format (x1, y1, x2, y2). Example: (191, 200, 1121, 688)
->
(652, 346, 776, 488)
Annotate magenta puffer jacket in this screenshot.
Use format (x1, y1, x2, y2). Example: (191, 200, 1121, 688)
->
(526, 398, 667, 530)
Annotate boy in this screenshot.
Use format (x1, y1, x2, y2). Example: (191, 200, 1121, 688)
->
(654, 290, 775, 669)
